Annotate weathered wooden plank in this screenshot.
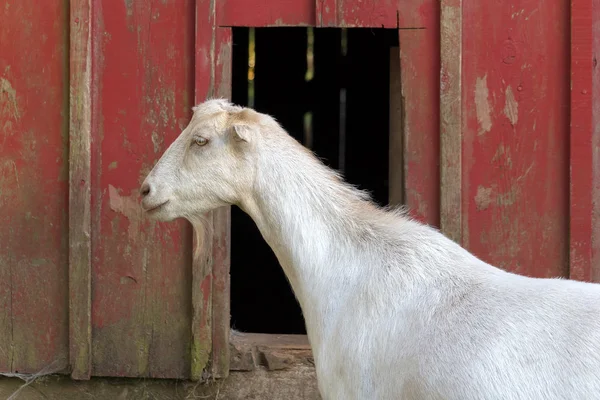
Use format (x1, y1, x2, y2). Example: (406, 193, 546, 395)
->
(192, 1, 233, 378)
(462, 0, 570, 277)
(399, 0, 441, 226)
(90, 0, 195, 379)
(218, 0, 315, 27)
(570, 0, 597, 281)
(388, 47, 404, 206)
(593, 0, 600, 283)
(231, 331, 311, 350)
(69, 0, 93, 380)
(316, 0, 338, 27)
(190, 213, 213, 381)
(190, 0, 217, 381)
(210, 205, 231, 378)
(439, 0, 462, 244)
(211, 27, 233, 379)
(219, 0, 425, 28)
(0, 0, 70, 375)
(229, 331, 313, 372)
(331, 0, 407, 27)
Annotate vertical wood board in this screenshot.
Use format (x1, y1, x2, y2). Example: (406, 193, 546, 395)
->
(462, 0, 570, 277)
(190, 0, 216, 380)
(210, 27, 233, 379)
(69, 0, 93, 380)
(90, 0, 195, 379)
(316, 0, 338, 27)
(593, 0, 600, 282)
(399, 0, 441, 226)
(570, 0, 599, 282)
(192, 0, 233, 378)
(0, 0, 70, 374)
(440, 0, 462, 243)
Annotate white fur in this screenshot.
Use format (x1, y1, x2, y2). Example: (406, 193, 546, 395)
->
(141, 99, 600, 400)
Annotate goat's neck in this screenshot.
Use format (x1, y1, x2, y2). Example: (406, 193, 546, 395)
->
(239, 149, 365, 343)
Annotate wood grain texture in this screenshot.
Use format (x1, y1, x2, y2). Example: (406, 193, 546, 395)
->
(219, 0, 425, 28)
(316, 0, 338, 27)
(462, 0, 570, 277)
(593, 0, 600, 283)
(440, 0, 462, 244)
(90, 0, 195, 379)
(331, 0, 405, 27)
(231, 332, 311, 350)
(3, 0, 596, 382)
(388, 47, 404, 206)
(210, 204, 232, 378)
(570, 0, 597, 282)
(0, 0, 70, 375)
(210, 27, 233, 379)
(69, 0, 93, 380)
(191, 1, 233, 380)
(190, 209, 213, 381)
(218, 0, 315, 27)
(399, 0, 441, 226)
(190, 0, 215, 381)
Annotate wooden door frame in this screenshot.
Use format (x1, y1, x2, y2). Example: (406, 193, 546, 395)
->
(202, 0, 441, 379)
(193, 2, 233, 379)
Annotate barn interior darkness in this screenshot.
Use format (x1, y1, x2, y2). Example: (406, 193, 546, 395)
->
(230, 27, 399, 334)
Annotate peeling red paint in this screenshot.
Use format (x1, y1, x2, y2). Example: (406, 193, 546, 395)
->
(90, 0, 195, 379)
(0, 0, 69, 374)
(462, 0, 570, 277)
(2, 0, 598, 382)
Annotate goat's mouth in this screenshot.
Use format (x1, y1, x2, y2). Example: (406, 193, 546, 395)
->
(143, 200, 169, 214)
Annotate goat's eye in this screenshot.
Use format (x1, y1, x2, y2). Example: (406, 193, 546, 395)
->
(193, 137, 208, 147)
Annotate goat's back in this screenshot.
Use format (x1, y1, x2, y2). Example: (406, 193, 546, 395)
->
(314, 230, 600, 400)
(409, 272, 600, 399)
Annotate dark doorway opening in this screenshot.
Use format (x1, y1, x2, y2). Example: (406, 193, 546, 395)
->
(230, 27, 399, 334)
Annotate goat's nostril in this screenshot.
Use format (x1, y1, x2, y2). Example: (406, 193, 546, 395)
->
(140, 183, 151, 197)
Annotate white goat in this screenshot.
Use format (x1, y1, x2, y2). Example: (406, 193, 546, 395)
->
(141, 99, 600, 400)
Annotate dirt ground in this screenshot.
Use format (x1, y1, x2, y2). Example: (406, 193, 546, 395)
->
(0, 364, 320, 400)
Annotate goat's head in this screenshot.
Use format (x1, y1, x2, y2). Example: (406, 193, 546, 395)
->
(140, 99, 260, 222)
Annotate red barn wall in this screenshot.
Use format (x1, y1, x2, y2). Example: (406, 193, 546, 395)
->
(461, 0, 571, 277)
(0, 0, 70, 374)
(0, 0, 598, 379)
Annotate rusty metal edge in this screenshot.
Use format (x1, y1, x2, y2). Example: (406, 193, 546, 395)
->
(68, 0, 93, 380)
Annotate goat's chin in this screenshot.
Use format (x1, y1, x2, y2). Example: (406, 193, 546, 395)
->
(151, 213, 178, 222)
(143, 206, 177, 222)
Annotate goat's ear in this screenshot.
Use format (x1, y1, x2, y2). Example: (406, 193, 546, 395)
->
(231, 124, 252, 143)
(228, 108, 259, 143)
